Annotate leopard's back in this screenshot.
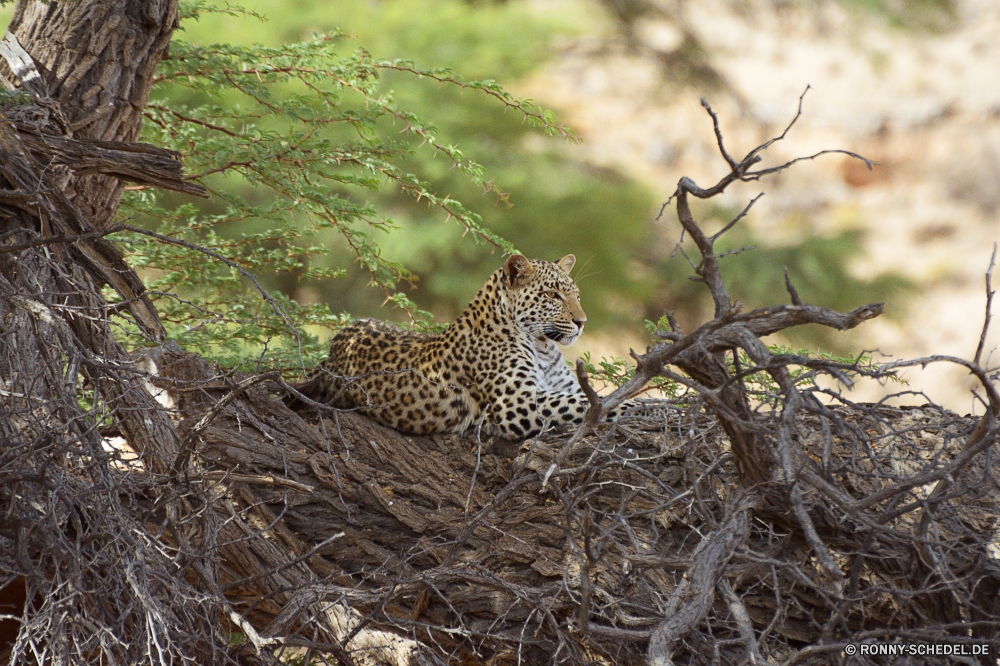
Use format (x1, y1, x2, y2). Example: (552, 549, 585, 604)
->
(295, 254, 630, 438)
(310, 318, 477, 435)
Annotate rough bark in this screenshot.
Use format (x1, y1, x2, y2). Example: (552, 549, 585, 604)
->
(0, 0, 186, 468)
(0, 2, 210, 662)
(5, 0, 180, 224)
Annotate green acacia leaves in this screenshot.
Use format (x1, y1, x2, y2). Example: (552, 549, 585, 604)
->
(116, 7, 573, 372)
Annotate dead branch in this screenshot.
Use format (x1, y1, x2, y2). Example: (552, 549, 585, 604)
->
(647, 491, 755, 666)
(12, 123, 209, 199)
(975, 242, 997, 367)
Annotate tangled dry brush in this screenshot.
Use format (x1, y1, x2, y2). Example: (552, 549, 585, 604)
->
(1, 21, 998, 664)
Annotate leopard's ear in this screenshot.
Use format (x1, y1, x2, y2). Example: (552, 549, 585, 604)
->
(556, 254, 576, 274)
(503, 254, 535, 286)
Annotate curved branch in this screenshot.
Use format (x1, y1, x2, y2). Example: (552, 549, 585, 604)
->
(647, 491, 755, 666)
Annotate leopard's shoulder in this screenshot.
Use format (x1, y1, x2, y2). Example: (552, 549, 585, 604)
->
(293, 254, 634, 438)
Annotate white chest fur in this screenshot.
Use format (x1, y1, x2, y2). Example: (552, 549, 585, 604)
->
(532, 338, 579, 394)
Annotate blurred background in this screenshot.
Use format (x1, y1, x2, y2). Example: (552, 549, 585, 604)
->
(4, 0, 998, 411)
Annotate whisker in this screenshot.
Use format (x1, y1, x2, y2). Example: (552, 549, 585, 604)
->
(573, 254, 602, 284)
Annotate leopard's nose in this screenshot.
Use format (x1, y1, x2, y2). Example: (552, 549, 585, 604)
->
(573, 319, 586, 331)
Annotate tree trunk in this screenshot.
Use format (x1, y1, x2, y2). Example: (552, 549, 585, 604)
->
(0, 0, 182, 467)
(0, 2, 195, 662)
(6, 0, 179, 224)
(1, 6, 428, 663)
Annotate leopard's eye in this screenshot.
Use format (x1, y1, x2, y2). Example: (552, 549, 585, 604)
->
(546, 290, 566, 302)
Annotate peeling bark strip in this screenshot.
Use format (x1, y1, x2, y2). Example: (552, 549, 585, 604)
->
(0, 112, 207, 337)
(14, 124, 209, 197)
(0, 32, 44, 93)
(0, 109, 167, 339)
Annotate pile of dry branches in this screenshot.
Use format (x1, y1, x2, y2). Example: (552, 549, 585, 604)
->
(1, 5, 998, 662)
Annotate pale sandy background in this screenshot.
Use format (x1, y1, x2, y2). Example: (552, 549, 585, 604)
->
(533, 0, 1000, 413)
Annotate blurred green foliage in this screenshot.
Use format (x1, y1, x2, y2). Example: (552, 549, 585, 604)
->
(837, 0, 956, 31)
(137, 0, 658, 350)
(0, 0, 917, 371)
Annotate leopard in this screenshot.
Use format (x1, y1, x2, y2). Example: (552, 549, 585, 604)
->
(292, 253, 636, 439)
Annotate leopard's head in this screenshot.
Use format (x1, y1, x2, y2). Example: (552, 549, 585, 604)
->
(501, 254, 587, 346)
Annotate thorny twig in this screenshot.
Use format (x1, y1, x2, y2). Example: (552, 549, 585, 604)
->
(974, 242, 997, 368)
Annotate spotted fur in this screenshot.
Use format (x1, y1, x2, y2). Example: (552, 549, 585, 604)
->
(297, 254, 628, 439)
